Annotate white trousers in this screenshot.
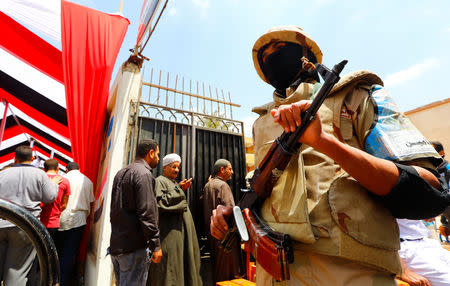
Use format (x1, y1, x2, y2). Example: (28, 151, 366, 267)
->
(399, 238, 450, 286)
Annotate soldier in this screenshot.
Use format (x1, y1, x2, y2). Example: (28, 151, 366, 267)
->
(211, 26, 448, 286)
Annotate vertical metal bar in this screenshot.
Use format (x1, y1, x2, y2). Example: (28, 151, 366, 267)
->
(196, 81, 199, 114)
(202, 83, 206, 115)
(215, 88, 220, 117)
(221, 89, 227, 118)
(190, 113, 196, 204)
(149, 68, 153, 102)
(173, 123, 177, 153)
(228, 91, 233, 119)
(174, 74, 179, 109)
(157, 70, 162, 105)
(187, 78, 190, 112)
(166, 72, 169, 106)
(0, 100, 9, 150)
(209, 85, 213, 116)
(50, 150, 55, 159)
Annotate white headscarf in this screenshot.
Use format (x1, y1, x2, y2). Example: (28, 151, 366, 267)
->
(162, 153, 181, 167)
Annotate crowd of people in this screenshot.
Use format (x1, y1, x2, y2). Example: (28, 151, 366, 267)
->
(1, 24, 450, 286)
(109, 139, 242, 286)
(0, 146, 94, 286)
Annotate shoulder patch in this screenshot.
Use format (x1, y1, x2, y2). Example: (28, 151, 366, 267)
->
(330, 70, 383, 96)
(252, 102, 275, 116)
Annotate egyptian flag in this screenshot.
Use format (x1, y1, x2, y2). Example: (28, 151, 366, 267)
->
(0, 7, 71, 169)
(0, 0, 129, 185)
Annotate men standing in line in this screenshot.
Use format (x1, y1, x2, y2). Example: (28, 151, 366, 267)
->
(41, 159, 71, 243)
(202, 159, 242, 283)
(0, 146, 60, 286)
(58, 162, 94, 286)
(148, 153, 202, 286)
(110, 140, 162, 286)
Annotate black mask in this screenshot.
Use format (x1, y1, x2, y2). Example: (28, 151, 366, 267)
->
(259, 42, 319, 93)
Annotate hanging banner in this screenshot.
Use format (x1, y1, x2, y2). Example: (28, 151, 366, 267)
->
(136, 0, 161, 45)
(61, 0, 129, 185)
(0, 0, 61, 42)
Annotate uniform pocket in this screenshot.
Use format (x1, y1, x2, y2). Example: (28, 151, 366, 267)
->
(328, 174, 400, 250)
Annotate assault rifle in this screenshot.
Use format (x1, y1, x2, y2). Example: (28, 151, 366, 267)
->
(220, 60, 348, 281)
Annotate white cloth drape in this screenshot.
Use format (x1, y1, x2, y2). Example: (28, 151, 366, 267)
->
(0, 0, 61, 42)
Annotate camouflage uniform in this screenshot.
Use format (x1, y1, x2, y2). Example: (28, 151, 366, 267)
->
(251, 26, 440, 286)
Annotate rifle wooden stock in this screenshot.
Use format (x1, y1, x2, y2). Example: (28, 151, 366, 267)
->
(251, 135, 294, 199)
(242, 208, 290, 281)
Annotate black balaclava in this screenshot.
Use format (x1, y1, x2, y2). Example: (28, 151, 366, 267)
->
(258, 42, 319, 97)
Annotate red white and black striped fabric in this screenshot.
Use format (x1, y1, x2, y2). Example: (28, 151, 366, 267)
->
(0, 11, 72, 170)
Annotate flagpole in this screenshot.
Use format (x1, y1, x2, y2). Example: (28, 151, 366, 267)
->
(119, 0, 124, 14)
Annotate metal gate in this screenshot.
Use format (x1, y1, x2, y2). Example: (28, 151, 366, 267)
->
(129, 69, 246, 235)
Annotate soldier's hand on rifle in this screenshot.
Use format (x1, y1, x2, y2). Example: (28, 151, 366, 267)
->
(210, 205, 233, 240)
(271, 100, 323, 147)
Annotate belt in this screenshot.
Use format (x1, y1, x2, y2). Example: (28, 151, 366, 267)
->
(400, 238, 423, 242)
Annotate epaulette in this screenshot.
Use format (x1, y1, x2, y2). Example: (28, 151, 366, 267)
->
(252, 102, 276, 116)
(329, 70, 383, 96)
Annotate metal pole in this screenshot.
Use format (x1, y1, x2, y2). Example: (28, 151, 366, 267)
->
(166, 72, 169, 106)
(215, 88, 220, 117)
(190, 112, 196, 204)
(119, 0, 124, 13)
(0, 100, 9, 150)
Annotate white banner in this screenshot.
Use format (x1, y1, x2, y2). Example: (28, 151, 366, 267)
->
(0, 0, 61, 42)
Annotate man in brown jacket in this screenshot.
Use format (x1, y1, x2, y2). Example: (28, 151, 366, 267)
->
(203, 159, 242, 283)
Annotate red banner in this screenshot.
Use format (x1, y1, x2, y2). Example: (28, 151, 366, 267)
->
(61, 0, 129, 186)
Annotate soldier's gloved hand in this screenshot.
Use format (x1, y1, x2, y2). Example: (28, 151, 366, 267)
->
(271, 100, 323, 146)
(210, 205, 233, 240)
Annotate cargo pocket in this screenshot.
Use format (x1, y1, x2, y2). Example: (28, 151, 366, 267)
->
(328, 174, 399, 250)
(258, 142, 316, 244)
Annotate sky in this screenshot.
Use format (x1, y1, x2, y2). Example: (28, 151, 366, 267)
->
(72, 0, 450, 137)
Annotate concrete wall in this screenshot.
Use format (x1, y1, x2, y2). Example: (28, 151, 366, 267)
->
(405, 98, 450, 155)
(84, 61, 142, 286)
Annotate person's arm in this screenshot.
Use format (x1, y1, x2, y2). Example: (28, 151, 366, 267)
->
(40, 174, 60, 203)
(219, 183, 235, 207)
(179, 178, 193, 191)
(155, 179, 187, 213)
(60, 179, 71, 211)
(136, 172, 161, 252)
(271, 100, 441, 195)
(61, 195, 69, 211)
(398, 257, 430, 286)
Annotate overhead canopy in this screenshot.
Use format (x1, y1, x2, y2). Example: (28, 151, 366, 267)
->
(0, 11, 71, 170)
(0, 1, 129, 184)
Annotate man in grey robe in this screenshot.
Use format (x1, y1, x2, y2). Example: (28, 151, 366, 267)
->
(148, 153, 202, 286)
